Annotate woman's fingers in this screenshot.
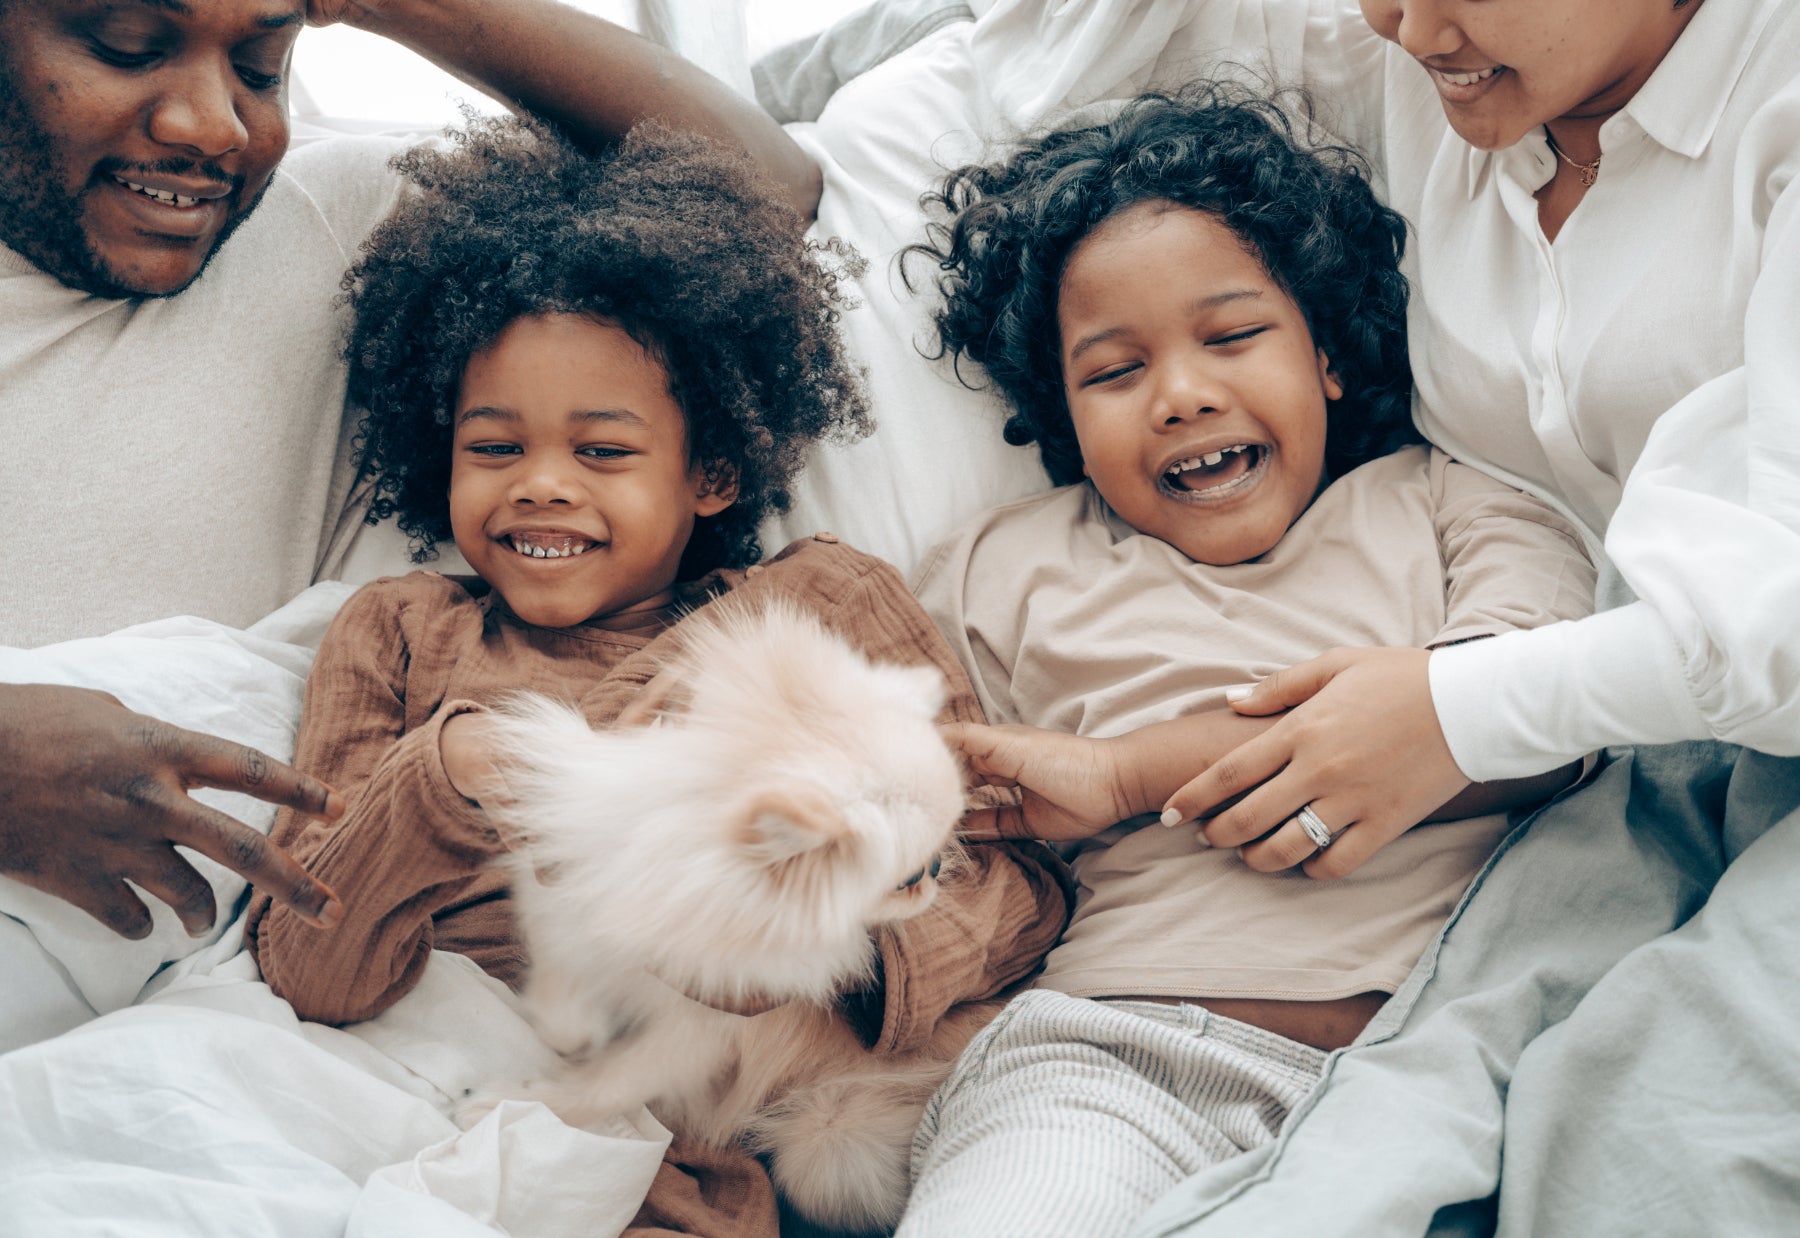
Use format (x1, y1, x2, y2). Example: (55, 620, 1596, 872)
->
(1224, 649, 1354, 717)
(1237, 801, 1349, 873)
(1161, 728, 1290, 832)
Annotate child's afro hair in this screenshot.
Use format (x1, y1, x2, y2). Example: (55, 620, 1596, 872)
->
(343, 115, 869, 577)
(906, 80, 1417, 486)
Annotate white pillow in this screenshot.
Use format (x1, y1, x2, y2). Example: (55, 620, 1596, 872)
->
(760, 0, 1243, 576)
(0, 583, 355, 1017)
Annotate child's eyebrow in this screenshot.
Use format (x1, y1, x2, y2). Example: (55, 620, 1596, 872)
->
(454, 407, 651, 428)
(1065, 289, 1265, 363)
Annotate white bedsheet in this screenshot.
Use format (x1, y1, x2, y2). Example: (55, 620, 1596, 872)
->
(0, 587, 669, 1236)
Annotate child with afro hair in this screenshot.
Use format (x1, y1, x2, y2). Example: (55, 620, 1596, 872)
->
(245, 117, 1071, 1235)
(893, 83, 1596, 1234)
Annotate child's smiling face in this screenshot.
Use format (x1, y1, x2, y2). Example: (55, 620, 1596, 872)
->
(1057, 201, 1342, 567)
(449, 312, 733, 629)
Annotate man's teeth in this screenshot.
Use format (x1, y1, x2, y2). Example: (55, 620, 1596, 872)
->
(119, 178, 203, 208)
(508, 536, 594, 558)
(1167, 444, 1252, 475)
(1439, 67, 1498, 87)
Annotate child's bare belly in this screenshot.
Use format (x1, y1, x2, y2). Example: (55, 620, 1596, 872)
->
(1119, 992, 1387, 1051)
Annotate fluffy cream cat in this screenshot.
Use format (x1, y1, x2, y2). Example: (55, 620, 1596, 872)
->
(469, 599, 993, 1230)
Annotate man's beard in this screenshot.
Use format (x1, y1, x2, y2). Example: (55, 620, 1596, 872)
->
(0, 45, 271, 300)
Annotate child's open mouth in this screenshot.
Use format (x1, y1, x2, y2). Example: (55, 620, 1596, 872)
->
(506, 533, 596, 559)
(1160, 444, 1267, 498)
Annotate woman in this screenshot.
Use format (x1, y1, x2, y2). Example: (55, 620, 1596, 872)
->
(1103, 1, 1800, 1233)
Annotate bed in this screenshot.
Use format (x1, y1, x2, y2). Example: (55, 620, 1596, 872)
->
(0, 3, 1734, 1235)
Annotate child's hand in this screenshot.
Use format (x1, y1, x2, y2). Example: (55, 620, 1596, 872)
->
(439, 710, 506, 806)
(1161, 647, 1469, 878)
(945, 722, 1139, 842)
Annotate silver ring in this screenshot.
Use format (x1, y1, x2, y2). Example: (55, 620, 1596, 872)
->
(1294, 804, 1335, 850)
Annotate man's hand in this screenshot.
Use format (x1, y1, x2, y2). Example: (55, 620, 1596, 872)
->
(0, 684, 345, 939)
(944, 722, 1139, 842)
(303, 0, 380, 28)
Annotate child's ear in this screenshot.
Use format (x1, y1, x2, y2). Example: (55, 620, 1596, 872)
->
(1317, 349, 1345, 402)
(693, 462, 738, 517)
(733, 784, 845, 865)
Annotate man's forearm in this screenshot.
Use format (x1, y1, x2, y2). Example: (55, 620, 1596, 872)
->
(345, 0, 822, 218)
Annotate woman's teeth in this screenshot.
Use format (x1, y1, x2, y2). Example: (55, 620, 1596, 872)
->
(1437, 67, 1498, 87)
(508, 535, 593, 558)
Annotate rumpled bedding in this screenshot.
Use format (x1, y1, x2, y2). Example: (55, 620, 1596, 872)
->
(0, 585, 670, 1237)
(10, 3, 1792, 1236)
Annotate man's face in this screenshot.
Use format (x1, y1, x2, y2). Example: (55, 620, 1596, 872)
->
(0, 0, 303, 299)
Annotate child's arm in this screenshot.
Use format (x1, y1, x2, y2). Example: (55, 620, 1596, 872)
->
(314, 0, 821, 220)
(246, 582, 512, 1025)
(949, 712, 1279, 841)
(1164, 454, 1600, 879)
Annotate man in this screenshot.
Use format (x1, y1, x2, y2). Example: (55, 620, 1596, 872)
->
(0, 0, 821, 941)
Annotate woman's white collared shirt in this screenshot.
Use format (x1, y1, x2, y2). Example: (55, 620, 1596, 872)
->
(1118, 0, 1800, 777)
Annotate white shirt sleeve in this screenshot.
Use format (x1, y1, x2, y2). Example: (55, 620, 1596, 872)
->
(1431, 150, 1800, 780)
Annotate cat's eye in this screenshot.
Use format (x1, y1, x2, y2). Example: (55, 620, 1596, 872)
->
(896, 853, 943, 891)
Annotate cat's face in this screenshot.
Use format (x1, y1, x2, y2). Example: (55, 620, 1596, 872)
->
(494, 598, 971, 1011)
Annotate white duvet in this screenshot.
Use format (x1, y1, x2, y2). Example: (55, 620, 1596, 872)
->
(0, 584, 670, 1237)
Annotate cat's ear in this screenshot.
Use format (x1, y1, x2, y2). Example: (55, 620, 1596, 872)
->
(734, 784, 846, 864)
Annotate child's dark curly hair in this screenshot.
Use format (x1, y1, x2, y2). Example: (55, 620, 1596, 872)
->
(343, 115, 869, 576)
(905, 81, 1417, 486)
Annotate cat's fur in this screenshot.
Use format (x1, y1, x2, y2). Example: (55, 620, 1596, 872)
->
(470, 599, 993, 1229)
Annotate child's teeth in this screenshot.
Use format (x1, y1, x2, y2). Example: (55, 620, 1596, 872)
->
(1202, 451, 1224, 466)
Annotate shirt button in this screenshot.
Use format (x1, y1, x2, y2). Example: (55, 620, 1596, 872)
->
(745, 564, 765, 577)
(812, 532, 839, 544)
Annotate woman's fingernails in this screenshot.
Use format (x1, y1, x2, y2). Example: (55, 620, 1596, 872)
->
(1224, 685, 1254, 703)
(1161, 807, 1183, 828)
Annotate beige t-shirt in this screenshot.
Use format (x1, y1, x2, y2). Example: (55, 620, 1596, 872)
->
(913, 446, 1596, 1001)
(0, 136, 410, 648)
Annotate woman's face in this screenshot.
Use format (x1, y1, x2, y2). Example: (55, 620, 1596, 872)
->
(1359, 0, 1705, 149)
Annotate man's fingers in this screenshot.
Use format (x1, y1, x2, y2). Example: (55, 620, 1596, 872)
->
(161, 725, 343, 819)
(38, 875, 156, 940)
(128, 848, 221, 937)
(169, 799, 342, 928)
(1226, 651, 1350, 717)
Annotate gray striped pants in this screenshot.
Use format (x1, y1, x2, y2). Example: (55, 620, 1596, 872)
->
(897, 989, 1326, 1238)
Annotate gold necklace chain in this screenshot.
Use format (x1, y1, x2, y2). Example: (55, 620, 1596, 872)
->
(1543, 125, 1602, 187)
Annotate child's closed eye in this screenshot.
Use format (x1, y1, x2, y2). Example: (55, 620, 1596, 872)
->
(577, 445, 634, 461)
(1081, 363, 1141, 388)
(466, 442, 523, 457)
(1207, 326, 1270, 347)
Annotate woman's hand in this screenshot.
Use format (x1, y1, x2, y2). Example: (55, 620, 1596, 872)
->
(945, 722, 1139, 842)
(1161, 648, 1469, 878)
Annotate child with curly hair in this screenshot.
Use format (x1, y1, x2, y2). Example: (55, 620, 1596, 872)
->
(895, 84, 1597, 1235)
(244, 117, 1070, 1235)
